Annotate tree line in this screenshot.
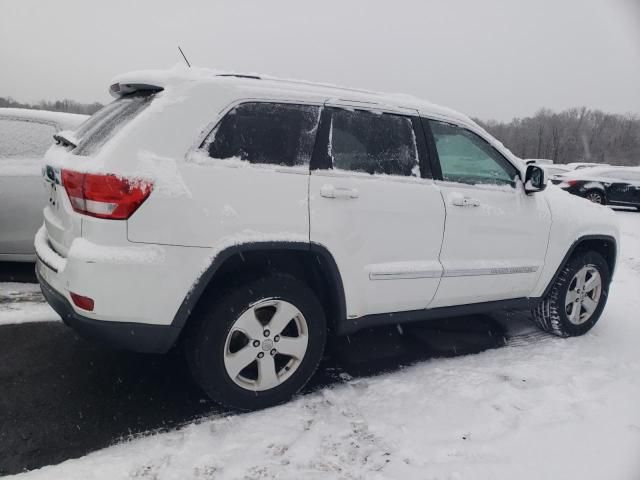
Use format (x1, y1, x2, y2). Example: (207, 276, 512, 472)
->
(476, 108, 640, 166)
(0, 96, 104, 116)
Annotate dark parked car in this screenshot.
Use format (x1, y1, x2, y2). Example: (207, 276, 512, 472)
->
(553, 166, 640, 209)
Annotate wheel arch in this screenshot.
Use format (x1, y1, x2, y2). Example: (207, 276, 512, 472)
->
(582, 183, 607, 202)
(540, 234, 617, 298)
(171, 242, 347, 335)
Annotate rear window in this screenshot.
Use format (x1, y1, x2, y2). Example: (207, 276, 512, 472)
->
(72, 92, 154, 156)
(0, 118, 56, 158)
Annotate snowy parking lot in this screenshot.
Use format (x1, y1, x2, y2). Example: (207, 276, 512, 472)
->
(1, 210, 639, 479)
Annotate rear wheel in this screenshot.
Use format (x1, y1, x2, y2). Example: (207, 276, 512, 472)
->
(186, 274, 326, 410)
(585, 190, 605, 205)
(531, 251, 610, 337)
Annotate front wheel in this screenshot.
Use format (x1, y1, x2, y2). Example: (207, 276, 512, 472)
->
(531, 251, 610, 337)
(186, 274, 326, 411)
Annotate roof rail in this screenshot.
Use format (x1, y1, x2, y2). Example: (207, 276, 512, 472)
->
(217, 74, 261, 80)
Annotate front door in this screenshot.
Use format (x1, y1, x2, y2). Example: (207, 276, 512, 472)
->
(425, 119, 552, 308)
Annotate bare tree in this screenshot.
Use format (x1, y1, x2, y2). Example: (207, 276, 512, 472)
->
(476, 108, 640, 166)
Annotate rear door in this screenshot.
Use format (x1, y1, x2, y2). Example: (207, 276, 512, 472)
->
(0, 117, 54, 257)
(309, 105, 446, 319)
(425, 119, 551, 307)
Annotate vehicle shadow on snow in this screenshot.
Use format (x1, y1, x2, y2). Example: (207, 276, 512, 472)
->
(0, 310, 525, 476)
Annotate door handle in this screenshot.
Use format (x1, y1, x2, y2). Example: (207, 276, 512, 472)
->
(320, 184, 360, 199)
(451, 195, 480, 207)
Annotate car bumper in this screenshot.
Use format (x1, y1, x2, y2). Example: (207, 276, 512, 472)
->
(37, 263, 180, 353)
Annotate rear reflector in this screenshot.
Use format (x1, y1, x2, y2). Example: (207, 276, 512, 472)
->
(61, 170, 153, 220)
(70, 292, 95, 311)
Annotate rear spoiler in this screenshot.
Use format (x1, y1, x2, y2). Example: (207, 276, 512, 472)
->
(53, 130, 79, 148)
(109, 82, 164, 98)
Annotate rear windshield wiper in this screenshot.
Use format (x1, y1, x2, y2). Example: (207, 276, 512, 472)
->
(53, 131, 78, 149)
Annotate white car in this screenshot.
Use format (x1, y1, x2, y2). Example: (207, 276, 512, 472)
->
(35, 68, 620, 410)
(567, 162, 610, 170)
(523, 158, 554, 165)
(0, 108, 87, 261)
(541, 164, 572, 179)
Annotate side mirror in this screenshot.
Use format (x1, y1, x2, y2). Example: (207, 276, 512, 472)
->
(524, 165, 547, 194)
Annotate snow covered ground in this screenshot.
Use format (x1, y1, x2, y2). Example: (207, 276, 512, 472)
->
(0, 283, 58, 326)
(3, 210, 640, 479)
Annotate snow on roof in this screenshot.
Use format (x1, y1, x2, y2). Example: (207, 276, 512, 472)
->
(111, 64, 474, 127)
(0, 108, 88, 130)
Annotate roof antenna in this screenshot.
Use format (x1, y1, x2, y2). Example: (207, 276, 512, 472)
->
(178, 45, 191, 68)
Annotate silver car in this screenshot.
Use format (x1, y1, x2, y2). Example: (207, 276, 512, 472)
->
(0, 108, 87, 262)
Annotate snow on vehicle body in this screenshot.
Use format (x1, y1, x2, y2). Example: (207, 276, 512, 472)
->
(36, 66, 620, 409)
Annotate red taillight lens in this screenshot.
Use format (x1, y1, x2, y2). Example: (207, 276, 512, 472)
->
(70, 292, 95, 311)
(558, 179, 579, 189)
(61, 170, 153, 220)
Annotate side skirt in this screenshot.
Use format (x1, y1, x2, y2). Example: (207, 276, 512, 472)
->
(336, 297, 538, 335)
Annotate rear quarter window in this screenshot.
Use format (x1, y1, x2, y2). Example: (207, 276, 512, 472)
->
(201, 102, 321, 167)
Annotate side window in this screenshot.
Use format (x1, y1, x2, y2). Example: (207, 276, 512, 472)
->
(329, 108, 419, 177)
(429, 120, 518, 187)
(0, 118, 56, 158)
(203, 102, 320, 167)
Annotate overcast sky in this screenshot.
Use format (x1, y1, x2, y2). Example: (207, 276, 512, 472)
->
(1, 0, 639, 121)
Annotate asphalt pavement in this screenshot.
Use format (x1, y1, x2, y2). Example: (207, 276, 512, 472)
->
(0, 262, 520, 476)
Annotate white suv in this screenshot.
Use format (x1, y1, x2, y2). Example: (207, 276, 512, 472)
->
(36, 67, 619, 410)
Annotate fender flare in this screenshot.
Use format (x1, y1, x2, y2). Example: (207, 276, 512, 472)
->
(170, 241, 347, 331)
(539, 234, 617, 298)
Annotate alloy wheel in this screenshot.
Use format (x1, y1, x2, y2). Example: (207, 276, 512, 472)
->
(587, 192, 603, 204)
(564, 266, 602, 325)
(223, 298, 309, 391)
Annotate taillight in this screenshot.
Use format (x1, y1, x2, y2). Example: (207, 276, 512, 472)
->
(558, 180, 578, 189)
(61, 170, 153, 220)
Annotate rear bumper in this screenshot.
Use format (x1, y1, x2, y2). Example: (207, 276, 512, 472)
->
(33, 223, 210, 352)
(37, 262, 181, 354)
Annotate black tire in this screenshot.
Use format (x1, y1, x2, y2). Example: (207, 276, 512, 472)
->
(185, 274, 326, 411)
(584, 189, 606, 205)
(531, 250, 610, 337)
